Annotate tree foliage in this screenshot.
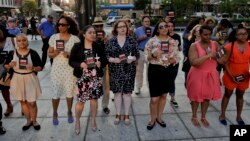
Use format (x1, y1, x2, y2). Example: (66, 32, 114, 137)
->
(134, 0, 149, 10)
(20, 0, 38, 16)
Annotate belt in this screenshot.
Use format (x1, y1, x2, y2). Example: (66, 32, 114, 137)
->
(14, 71, 33, 75)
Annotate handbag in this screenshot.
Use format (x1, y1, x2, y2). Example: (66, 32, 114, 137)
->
(182, 58, 191, 72)
(0, 69, 13, 86)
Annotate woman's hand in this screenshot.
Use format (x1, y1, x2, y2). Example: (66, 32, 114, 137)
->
(26, 64, 33, 70)
(9, 61, 16, 68)
(95, 61, 101, 68)
(48, 47, 60, 58)
(80, 62, 88, 70)
(62, 51, 69, 58)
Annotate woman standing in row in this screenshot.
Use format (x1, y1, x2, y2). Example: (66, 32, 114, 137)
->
(105, 19, 139, 125)
(69, 25, 107, 134)
(48, 15, 80, 125)
(6, 34, 42, 131)
(144, 21, 180, 130)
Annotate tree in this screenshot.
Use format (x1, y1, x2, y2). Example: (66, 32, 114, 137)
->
(134, 0, 149, 10)
(20, 0, 38, 16)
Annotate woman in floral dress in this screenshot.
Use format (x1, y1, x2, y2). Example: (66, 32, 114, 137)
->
(69, 25, 107, 134)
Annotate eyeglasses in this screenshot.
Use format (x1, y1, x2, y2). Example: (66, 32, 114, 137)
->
(117, 25, 127, 29)
(237, 33, 248, 36)
(158, 25, 168, 30)
(57, 23, 68, 27)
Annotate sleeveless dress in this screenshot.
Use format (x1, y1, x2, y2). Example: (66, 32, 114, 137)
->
(222, 41, 250, 90)
(187, 41, 222, 102)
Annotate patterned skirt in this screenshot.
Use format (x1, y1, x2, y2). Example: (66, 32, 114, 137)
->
(76, 69, 103, 103)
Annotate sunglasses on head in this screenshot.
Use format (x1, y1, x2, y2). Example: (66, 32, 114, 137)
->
(158, 25, 168, 30)
(126, 20, 131, 23)
(57, 23, 68, 27)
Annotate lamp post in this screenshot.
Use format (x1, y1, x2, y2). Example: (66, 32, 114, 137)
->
(77, 0, 96, 29)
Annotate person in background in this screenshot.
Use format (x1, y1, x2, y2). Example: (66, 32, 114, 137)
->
(204, 17, 216, 29)
(167, 21, 182, 107)
(7, 18, 21, 37)
(92, 16, 110, 114)
(30, 16, 37, 40)
(69, 25, 107, 134)
(134, 16, 153, 94)
(37, 15, 55, 69)
(0, 102, 6, 134)
(5, 34, 42, 131)
(122, 15, 134, 36)
(20, 17, 28, 34)
(0, 25, 14, 117)
(219, 24, 250, 126)
(182, 25, 201, 87)
(48, 15, 80, 126)
(144, 21, 180, 130)
(105, 19, 139, 125)
(187, 25, 222, 127)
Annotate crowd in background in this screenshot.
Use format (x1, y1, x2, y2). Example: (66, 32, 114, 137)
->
(0, 13, 250, 136)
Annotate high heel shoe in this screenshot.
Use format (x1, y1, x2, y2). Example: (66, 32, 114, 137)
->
(114, 115, 121, 125)
(75, 120, 80, 135)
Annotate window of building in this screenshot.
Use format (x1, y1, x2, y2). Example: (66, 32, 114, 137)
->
(109, 0, 117, 4)
(121, 0, 129, 3)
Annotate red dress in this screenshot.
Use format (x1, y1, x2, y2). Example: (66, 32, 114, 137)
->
(187, 41, 222, 102)
(222, 41, 250, 91)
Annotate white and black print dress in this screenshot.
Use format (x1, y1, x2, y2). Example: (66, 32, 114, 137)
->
(105, 36, 139, 94)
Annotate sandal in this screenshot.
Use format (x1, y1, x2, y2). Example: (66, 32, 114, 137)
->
(201, 118, 210, 127)
(114, 115, 121, 125)
(191, 117, 200, 127)
(67, 112, 74, 123)
(52, 113, 59, 125)
(124, 115, 130, 125)
(75, 120, 80, 135)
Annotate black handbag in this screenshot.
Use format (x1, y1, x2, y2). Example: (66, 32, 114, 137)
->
(182, 58, 191, 72)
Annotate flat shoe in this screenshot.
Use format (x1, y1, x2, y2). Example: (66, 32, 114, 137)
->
(219, 117, 227, 126)
(33, 123, 41, 130)
(75, 120, 80, 135)
(103, 107, 110, 114)
(68, 116, 74, 123)
(237, 119, 245, 125)
(22, 122, 33, 131)
(53, 118, 59, 125)
(147, 121, 155, 130)
(156, 119, 166, 128)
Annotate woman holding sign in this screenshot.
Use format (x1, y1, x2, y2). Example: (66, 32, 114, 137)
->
(48, 15, 80, 126)
(69, 25, 107, 134)
(144, 21, 180, 130)
(219, 24, 250, 126)
(105, 19, 139, 125)
(5, 34, 42, 131)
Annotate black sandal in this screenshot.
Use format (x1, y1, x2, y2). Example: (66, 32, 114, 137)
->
(103, 107, 110, 114)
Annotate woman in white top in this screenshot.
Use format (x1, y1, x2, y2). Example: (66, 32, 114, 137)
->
(48, 15, 80, 125)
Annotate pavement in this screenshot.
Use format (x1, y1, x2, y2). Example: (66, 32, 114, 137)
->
(0, 34, 250, 141)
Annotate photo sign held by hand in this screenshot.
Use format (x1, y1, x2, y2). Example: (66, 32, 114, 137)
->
(84, 50, 95, 68)
(19, 57, 28, 69)
(145, 27, 152, 37)
(119, 54, 127, 63)
(161, 41, 169, 53)
(56, 40, 65, 52)
(216, 48, 226, 58)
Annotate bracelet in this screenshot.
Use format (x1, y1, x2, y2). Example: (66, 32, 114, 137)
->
(33, 67, 36, 72)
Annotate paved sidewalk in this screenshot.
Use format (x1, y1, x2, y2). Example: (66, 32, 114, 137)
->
(0, 35, 250, 141)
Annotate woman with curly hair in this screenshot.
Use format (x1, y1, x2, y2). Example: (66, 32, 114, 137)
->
(48, 15, 80, 126)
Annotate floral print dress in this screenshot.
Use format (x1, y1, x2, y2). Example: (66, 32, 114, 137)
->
(76, 49, 103, 103)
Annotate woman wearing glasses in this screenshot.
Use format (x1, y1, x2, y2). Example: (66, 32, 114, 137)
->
(48, 15, 80, 126)
(105, 19, 139, 125)
(219, 24, 250, 126)
(144, 21, 180, 130)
